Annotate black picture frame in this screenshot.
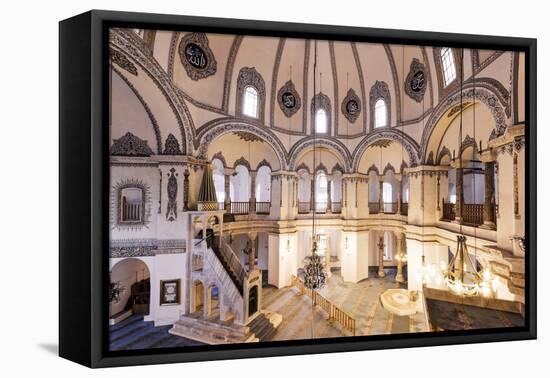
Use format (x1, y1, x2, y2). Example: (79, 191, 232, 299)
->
(59, 9, 537, 368)
(160, 279, 181, 306)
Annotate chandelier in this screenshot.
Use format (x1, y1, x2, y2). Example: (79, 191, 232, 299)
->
(444, 235, 482, 296)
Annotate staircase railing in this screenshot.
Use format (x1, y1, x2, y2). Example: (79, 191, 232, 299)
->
(291, 275, 356, 336)
(218, 237, 247, 289)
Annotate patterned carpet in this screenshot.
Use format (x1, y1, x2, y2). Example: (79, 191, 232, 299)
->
(109, 314, 204, 351)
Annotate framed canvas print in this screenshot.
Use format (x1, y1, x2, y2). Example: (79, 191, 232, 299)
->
(59, 10, 536, 368)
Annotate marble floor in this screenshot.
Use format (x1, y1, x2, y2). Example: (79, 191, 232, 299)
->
(263, 268, 429, 341)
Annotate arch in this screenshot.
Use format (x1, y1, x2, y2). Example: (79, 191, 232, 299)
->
(288, 137, 352, 172)
(351, 129, 421, 171)
(110, 30, 195, 154)
(110, 258, 151, 317)
(192, 280, 205, 313)
(382, 163, 396, 176)
(369, 80, 391, 130)
(195, 119, 287, 170)
(211, 159, 225, 204)
(437, 146, 452, 165)
(420, 85, 509, 161)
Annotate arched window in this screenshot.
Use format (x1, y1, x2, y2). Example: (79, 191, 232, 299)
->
(242, 86, 259, 118)
(440, 47, 457, 86)
(255, 166, 272, 202)
(230, 165, 251, 202)
(382, 182, 393, 212)
(374, 99, 387, 128)
(315, 108, 328, 134)
(211, 158, 225, 206)
(315, 173, 328, 212)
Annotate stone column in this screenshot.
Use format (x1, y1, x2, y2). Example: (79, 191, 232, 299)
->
(250, 171, 256, 215)
(248, 231, 257, 271)
(377, 235, 386, 278)
(327, 178, 332, 213)
(395, 233, 405, 283)
(454, 167, 463, 223)
(481, 161, 496, 229)
(224, 173, 231, 211)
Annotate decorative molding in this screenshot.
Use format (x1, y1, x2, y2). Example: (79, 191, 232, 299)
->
(211, 151, 227, 168)
(404, 58, 427, 103)
(166, 168, 178, 221)
(110, 132, 154, 157)
(302, 40, 311, 135)
(315, 162, 328, 174)
(178, 32, 217, 81)
(195, 119, 287, 170)
(331, 163, 344, 175)
(472, 50, 505, 75)
(270, 38, 287, 125)
(341, 88, 361, 123)
(369, 81, 391, 130)
(277, 80, 301, 118)
(234, 131, 264, 143)
(222, 35, 244, 112)
(383, 45, 401, 125)
(400, 161, 408, 174)
(383, 163, 396, 176)
(110, 48, 137, 76)
(311, 92, 332, 135)
(110, 238, 186, 258)
(329, 41, 339, 136)
(234, 156, 251, 170)
(167, 32, 180, 79)
(256, 159, 272, 171)
(110, 178, 152, 231)
(447, 101, 472, 118)
(459, 134, 478, 156)
(163, 133, 183, 155)
(366, 164, 380, 176)
(437, 146, 452, 165)
(370, 139, 393, 149)
(352, 129, 421, 171)
(426, 151, 435, 165)
(288, 136, 351, 172)
(296, 162, 310, 174)
(348, 42, 368, 136)
(236, 67, 266, 123)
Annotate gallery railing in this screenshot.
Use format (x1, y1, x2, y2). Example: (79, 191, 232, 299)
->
(230, 201, 250, 215)
(331, 202, 342, 214)
(442, 201, 456, 221)
(462, 203, 484, 226)
(298, 202, 311, 214)
(122, 202, 142, 222)
(369, 202, 380, 214)
(400, 202, 408, 216)
(255, 201, 271, 215)
(291, 275, 356, 336)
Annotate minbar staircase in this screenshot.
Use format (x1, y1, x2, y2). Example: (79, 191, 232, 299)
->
(211, 235, 244, 294)
(248, 313, 277, 342)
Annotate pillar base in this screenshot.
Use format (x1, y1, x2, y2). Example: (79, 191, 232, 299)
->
(395, 273, 405, 283)
(479, 221, 496, 230)
(378, 269, 386, 278)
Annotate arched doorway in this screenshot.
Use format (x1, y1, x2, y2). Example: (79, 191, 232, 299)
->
(207, 285, 220, 319)
(110, 258, 150, 318)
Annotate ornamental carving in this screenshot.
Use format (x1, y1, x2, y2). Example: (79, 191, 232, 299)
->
(110, 178, 151, 231)
(369, 81, 391, 130)
(383, 163, 396, 176)
(110, 49, 137, 76)
(460, 134, 478, 156)
(448, 101, 472, 118)
(277, 80, 301, 117)
(426, 151, 435, 165)
(257, 159, 272, 171)
(331, 163, 344, 174)
(166, 168, 178, 221)
(341, 88, 362, 123)
(404, 58, 427, 102)
(163, 133, 182, 155)
(236, 67, 266, 121)
(211, 151, 227, 167)
(234, 131, 264, 143)
(437, 146, 452, 165)
(296, 162, 310, 173)
(110, 132, 153, 157)
(367, 164, 380, 176)
(178, 32, 217, 81)
(315, 162, 328, 174)
(234, 156, 251, 170)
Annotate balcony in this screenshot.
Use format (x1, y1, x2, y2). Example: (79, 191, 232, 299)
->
(441, 201, 496, 228)
(255, 201, 271, 215)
